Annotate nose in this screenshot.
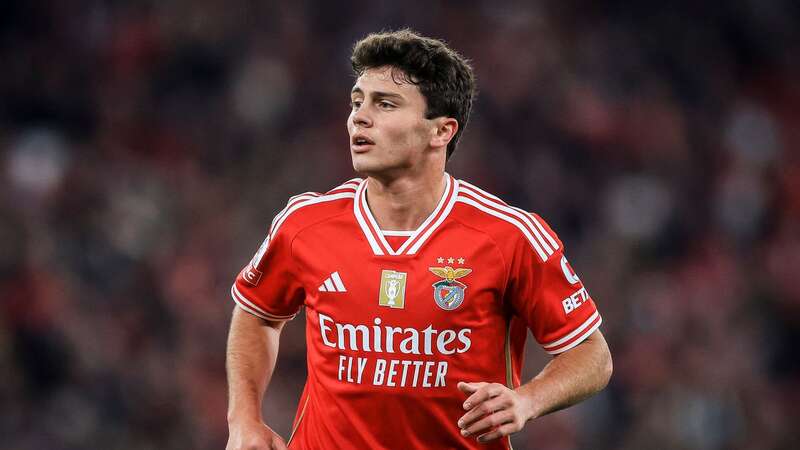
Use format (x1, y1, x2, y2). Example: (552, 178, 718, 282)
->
(352, 106, 372, 128)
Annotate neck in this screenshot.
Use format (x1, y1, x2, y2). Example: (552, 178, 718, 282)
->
(365, 170, 447, 231)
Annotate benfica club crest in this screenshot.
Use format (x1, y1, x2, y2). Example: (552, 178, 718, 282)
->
(429, 266, 472, 310)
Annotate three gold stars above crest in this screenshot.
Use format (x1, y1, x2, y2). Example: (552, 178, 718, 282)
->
(437, 256, 465, 265)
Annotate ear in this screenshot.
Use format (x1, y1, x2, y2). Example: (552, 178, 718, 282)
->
(429, 117, 459, 149)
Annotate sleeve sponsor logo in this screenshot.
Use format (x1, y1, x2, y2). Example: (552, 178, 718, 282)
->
(562, 287, 590, 314)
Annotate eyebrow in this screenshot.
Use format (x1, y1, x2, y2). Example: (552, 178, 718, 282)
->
(350, 87, 404, 100)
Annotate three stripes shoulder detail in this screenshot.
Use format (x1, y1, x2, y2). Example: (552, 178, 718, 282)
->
(252, 180, 359, 269)
(455, 181, 559, 262)
(269, 180, 359, 237)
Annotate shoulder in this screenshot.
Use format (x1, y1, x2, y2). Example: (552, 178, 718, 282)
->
(453, 179, 562, 263)
(268, 178, 360, 238)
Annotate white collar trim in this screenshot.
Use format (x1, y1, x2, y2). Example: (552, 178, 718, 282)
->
(353, 174, 459, 256)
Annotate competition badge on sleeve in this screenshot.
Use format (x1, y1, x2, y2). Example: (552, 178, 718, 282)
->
(429, 266, 472, 311)
(243, 237, 269, 286)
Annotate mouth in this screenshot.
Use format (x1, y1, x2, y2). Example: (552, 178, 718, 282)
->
(351, 134, 375, 153)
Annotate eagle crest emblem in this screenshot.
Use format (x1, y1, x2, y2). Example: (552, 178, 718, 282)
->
(429, 266, 472, 310)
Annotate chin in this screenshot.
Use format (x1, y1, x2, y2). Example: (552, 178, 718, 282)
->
(352, 162, 378, 176)
(351, 153, 406, 178)
(351, 155, 383, 175)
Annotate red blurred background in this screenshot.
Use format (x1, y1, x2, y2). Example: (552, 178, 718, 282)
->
(1, 1, 799, 449)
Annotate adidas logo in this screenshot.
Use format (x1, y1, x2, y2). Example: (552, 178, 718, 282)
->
(318, 271, 347, 292)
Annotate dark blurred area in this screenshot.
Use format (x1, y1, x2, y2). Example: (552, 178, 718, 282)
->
(1, 1, 799, 449)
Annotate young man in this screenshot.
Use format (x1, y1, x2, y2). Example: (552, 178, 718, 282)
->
(226, 30, 612, 450)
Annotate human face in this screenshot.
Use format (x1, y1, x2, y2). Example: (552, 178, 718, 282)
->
(348, 66, 433, 177)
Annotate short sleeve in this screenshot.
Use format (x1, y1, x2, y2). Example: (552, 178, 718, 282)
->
(507, 214, 602, 354)
(231, 222, 305, 321)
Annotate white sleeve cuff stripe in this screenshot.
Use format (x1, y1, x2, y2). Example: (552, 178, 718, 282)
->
(231, 284, 297, 320)
(541, 311, 600, 348)
(233, 297, 273, 321)
(545, 316, 602, 355)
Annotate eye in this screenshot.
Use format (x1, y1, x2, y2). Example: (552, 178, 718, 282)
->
(377, 100, 396, 109)
(350, 99, 362, 109)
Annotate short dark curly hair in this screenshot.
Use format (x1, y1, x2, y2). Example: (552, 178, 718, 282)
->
(351, 29, 476, 161)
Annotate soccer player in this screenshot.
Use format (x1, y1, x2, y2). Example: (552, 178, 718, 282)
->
(226, 29, 612, 450)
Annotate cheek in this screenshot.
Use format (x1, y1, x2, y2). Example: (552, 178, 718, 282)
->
(404, 121, 431, 148)
(385, 119, 426, 145)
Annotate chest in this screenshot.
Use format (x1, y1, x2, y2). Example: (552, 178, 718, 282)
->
(292, 224, 508, 329)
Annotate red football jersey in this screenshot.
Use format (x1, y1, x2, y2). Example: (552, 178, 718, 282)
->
(231, 174, 602, 449)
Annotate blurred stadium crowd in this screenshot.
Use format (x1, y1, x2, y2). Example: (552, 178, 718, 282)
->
(1, 1, 799, 449)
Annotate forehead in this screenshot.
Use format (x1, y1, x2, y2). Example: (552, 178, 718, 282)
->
(351, 66, 421, 98)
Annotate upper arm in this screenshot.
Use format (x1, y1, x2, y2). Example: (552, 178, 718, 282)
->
(230, 304, 287, 335)
(554, 329, 613, 381)
(230, 204, 307, 322)
(506, 214, 603, 355)
(558, 329, 609, 356)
